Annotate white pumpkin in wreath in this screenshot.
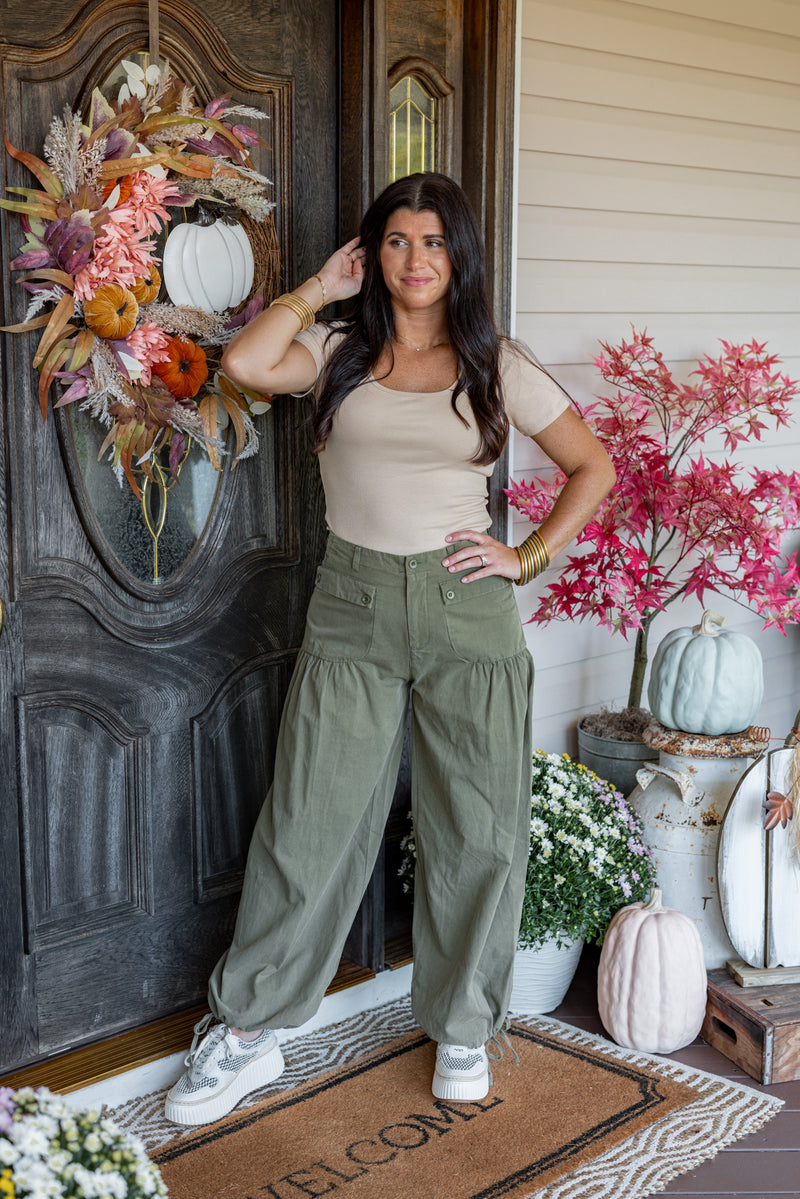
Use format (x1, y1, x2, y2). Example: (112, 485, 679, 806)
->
(163, 214, 254, 312)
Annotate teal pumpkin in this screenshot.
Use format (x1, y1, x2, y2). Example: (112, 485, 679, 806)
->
(647, 610, 764, 736)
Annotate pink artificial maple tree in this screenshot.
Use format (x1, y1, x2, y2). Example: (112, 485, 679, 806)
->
(506, 329, 800, 710)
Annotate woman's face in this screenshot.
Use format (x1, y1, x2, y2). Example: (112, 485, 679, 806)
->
(378, 207, 453, 313)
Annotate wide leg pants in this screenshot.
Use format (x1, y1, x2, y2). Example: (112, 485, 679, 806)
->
(208, 533, 535, 1048)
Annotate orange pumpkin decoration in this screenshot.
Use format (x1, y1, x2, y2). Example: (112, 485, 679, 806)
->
(152, 336, 209, 399)
(83, 283, 139, 339)
(130, 263, 161, 305)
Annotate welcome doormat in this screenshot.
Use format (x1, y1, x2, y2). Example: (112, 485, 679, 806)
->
(146, 1007, 782, 1199)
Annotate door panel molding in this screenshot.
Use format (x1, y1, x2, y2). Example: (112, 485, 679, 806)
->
(191, 654, 295, 904)
(16, 693, 151, 953)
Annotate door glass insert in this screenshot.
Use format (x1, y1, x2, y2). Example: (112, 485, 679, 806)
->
(389, 76, 436, 181)
(69, 407, 220, 584)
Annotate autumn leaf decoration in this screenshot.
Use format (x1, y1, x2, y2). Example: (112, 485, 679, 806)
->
(764, 790, 794, 831)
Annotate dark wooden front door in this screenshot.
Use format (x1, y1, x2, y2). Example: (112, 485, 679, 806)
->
(1, 0, 516, 1075)
(0, 0, 337, 1074)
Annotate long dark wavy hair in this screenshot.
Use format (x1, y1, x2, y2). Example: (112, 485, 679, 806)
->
(311, 173, 507, 465)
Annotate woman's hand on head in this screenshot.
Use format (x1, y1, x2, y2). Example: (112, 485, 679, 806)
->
(316, 237, 366, 305)
(442, 531, 522, 583)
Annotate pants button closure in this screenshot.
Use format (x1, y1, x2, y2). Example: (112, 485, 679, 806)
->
(408, 559, 418, 569)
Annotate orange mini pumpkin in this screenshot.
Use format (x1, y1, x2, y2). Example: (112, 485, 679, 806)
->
(130, 263, 161, 305)
(83, 283, 139, 339)
(152, 336, 209, 399)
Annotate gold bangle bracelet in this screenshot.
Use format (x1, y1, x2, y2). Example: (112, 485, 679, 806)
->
(527, 539, 545, 576)
(525, 539, 540, 570)
(313, 274, 327, 307)
(515, 544, 533, 586)
(514, 530, 550, 586)
(269, 293, 316, 331)
(530, 530, 550, 569)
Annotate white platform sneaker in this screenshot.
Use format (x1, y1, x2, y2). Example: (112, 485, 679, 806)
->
(431, 1043, 490, 1102)
(165, 1013, 285, 1126)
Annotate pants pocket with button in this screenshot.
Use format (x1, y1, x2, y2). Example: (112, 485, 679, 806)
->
(301, 566, 377, 661)
(440, 576, 525, 663)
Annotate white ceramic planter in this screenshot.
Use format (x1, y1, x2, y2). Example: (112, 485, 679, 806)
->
(508, 937, 584, 1014)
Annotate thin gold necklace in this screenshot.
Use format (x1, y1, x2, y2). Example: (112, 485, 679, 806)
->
(392, 336, 450, 353)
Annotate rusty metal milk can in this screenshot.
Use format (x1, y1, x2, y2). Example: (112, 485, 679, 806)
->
(628, 722, 766, 968)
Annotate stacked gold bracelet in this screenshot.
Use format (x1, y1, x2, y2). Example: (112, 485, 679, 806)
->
(514, 530, 549, 586)
(269, 292, 316, 331)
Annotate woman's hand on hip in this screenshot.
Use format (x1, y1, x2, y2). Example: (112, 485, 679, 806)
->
(316, 237, 366, 305)
(442, 531, 521, 582)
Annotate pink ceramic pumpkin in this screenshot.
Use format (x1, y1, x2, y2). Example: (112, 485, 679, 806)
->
(597, 887, 707, 1053)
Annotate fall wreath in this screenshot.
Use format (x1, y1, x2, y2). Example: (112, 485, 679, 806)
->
(0, 56, 276, 496)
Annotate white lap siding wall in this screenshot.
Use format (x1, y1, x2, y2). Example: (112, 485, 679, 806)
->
(512, 0, 800, 756)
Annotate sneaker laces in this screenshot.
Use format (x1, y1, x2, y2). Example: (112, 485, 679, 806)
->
(184, 1013, 231, 1075)
(485, 1019, 519, 1085)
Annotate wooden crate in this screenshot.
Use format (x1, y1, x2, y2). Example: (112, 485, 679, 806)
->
(702, 968, 800, 1084)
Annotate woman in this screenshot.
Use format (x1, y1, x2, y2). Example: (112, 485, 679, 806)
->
(165, 173, 615, 1126)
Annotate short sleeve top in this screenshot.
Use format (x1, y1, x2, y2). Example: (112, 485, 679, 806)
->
(293, 322, 568, 554)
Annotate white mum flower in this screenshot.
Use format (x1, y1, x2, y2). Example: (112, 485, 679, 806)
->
(9, 1121, 49, 1156)
(99, 1169, 128, 1198)
(30, 1114, 59, 1140)
(0, 1142, 19, 1165)
(12, 1159, 62, 1197)
(72, 1165, 101, 1197)
(136, 1164, 159, 1195)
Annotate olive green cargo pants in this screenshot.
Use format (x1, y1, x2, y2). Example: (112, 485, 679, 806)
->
(208, 533, 535, 1047)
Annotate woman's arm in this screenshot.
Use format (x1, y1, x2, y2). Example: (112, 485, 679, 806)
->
(523, 406, 616, 559)
(443, 406, 615, 581)
(221, 237, 365, 395)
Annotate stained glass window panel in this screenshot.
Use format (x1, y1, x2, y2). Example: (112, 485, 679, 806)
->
(389, 76, 436, 181)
